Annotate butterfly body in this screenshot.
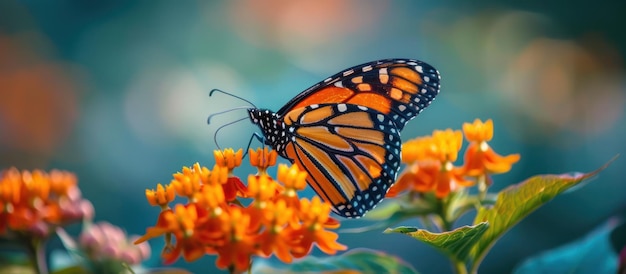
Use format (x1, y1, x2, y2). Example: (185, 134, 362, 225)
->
(247, 59, 440, 218)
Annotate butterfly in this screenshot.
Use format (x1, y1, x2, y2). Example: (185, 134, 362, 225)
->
(235, 59, 440, 218)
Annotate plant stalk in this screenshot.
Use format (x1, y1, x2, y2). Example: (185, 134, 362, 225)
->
(452, 260, 468, 274)
(30, 238, 48, 274)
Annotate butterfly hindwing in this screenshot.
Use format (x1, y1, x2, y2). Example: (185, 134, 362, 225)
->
(277, 59, 440, 130)
(280, 103, 401, 218)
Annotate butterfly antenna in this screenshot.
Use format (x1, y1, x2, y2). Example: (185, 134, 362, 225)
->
(207, 106, 253, 125)
(212, 116, 249, 152)
(209, 89, 257, 108)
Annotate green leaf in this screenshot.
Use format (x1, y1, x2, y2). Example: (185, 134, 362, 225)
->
(343, 193, 441, 234)
(470, 158, 615, 271)
(0, 265, 36, 274)
(384, 222, 489, 263)
(342, 201, 434, 234)
(50, 265, 89, 274)
(513, 218, 622, 274)
(251, 248, 418, 274)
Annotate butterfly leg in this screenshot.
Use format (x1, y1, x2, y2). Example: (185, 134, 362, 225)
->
(242, 132, 266, 158)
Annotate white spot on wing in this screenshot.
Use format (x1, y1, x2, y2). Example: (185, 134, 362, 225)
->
(416, 66, 423, 73)
(379, 68, 389, 84)
(362, 65, 373, 72)
(337, 104, 347, 112)
(343, 69, 354, 76)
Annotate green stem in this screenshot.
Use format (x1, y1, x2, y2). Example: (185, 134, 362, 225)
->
(419, 215, 439, 232)
(29, 238, 48, 274)
(453, 260, 468, 274)
(440, 214, 453, 232)
(477, 174, 487, 202)
(439, 196, 453, 231)
(470, 250, 488, 274)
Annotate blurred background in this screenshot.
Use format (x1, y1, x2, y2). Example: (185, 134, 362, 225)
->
(1, 0, 624, 273)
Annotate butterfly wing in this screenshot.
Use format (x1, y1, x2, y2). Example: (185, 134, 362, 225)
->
(277, 59, 440, 130)
(280, 103, 401, 218)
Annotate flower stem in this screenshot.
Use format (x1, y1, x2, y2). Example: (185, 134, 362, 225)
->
(477, 174, 487, 202)
(419, 216, 439, 232)
(439, 214, 453, 232)
(438, 196, 453, 231)
(453, 260, 468, 274)
(29, 238, 48, 274)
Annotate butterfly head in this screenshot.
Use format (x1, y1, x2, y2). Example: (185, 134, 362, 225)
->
(248, 108, 290, 152)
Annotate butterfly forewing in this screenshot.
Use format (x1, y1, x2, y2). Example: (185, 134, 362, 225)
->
(281, 103, 401, 218)
(277, 59, 440, 130)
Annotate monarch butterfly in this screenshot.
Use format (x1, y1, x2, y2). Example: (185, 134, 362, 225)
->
(216, 59, 440, 218)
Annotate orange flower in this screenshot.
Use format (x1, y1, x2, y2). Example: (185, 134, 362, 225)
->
(462, 119, 520, 177)
(145, 183, 176, 208)
(388, 129, 473, 199)
(247, 175, 279, 204)
(136, 204, 210, 264)
(195, 183, 226, 212)
(433, 162, 474, 198)
(388, 160, 439, 197)
(214, 149, 243, 171)
(431, 129, 463, 163)
(0, 168, 91, 236)
(170, 164, 204, 200)
(23, 170, 50, 201)
(290, 197, 346, 258)
(401, 136, 436, 163)
(48, 170, 77, 197)
(0, 168, 23, 205)
(215, 206, 255, 272)
(214, 150, 247, 201)
(204, 164, 228, 186)
(276, 164, 307, 210)
(463, 118, 494, 142)
(137, 155, 345, 271)
(249, 147, 278, 175)
(221, 176, 247, 202)
(255, 199, 295, 263)
(277, 164, 307, 191)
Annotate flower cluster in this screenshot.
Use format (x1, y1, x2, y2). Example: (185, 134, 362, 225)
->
(79, 222, 151, 266)
(135, 148, 346, 272)
(387, 119, 520, 199)
(0, 168, 94, 237)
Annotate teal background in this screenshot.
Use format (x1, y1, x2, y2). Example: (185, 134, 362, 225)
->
(1, 1, 624, 273)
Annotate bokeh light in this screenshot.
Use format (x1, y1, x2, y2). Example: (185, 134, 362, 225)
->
(1, 1, 624, 273)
